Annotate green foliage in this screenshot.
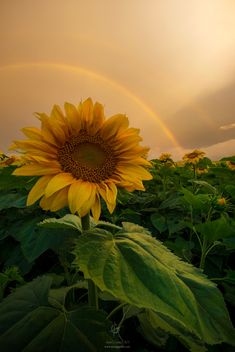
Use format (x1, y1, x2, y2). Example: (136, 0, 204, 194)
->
(1, 158, 235, 351)
(72, 226, 235, 349)
(0, 276, 113, 352)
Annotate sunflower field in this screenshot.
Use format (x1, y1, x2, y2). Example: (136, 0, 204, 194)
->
(0, 152, 235, 352)
(0, 100, 235, 352)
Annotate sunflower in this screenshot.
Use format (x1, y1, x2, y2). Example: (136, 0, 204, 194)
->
(226, 160, 235, 170)
(159, 153, 172, 162)
(11, 98, 152, 220)
(0, 152, 22, 168)
(182, 149, 205, 165)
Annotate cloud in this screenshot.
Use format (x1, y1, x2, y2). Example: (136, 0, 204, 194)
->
(220, 123, 235, 130)
(167, 80, 235, 149)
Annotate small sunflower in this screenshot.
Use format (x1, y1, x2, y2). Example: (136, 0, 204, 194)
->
(217, 197, 227, 206)
(0, 153, 22, 168)
(197, 167, 208, 174)
(159, 153, 172, 162)
(182, 149, 205, 165)
(226, 160, 235, 171)
(11, 98, 152, 220)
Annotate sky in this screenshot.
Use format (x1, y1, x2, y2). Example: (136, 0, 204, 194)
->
(1, 0, 235, 160)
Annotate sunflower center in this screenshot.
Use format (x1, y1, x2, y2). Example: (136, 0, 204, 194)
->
(72, 142, 106, 168)
(188, 153, 199, 159)
(58, 130, 116, 182)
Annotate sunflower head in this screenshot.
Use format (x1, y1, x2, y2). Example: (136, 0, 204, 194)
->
(0, 153, 22, 168)
(196, 167, 208, 174)
(226, 160, 235, 170)
(159, 152, 172, 163)
(182, 149, 205, 165)
(217, 197, 226, 206)
(11, 98, 152, 220)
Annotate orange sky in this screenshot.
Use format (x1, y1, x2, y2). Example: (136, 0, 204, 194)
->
(1, 0, 235, 160)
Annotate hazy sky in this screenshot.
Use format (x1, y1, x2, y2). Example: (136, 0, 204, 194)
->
(1, 0, 235, 159)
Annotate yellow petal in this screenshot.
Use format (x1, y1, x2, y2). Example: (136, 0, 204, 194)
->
(120, 157, 152, 167)
(98, 182, 117, 214)
(81, 98, 93, 127)
(117, 165, 152, 181)
(50, 187, 69, 211)
(40, 187, 69, 212)
(51, 105, 69, 139)
(13, 164, 61, 176)
(13, 139, 57, 155)
(78, 185, 97, 217)
(37, 112, 66, 146)
(21, 127, 42, 141)
(68, 180, 93, 214)
(91, 194, 101, 222)
(27, 175, 53, 206)
(64, 102, 81, 132)
(101, 114, 129, 140)
(89, 102, 105, 135)
(45, 172, 75, 197)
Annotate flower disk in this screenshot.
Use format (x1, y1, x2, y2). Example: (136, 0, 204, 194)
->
(182, 149, 205, 165)
(11, 98, 152, 220)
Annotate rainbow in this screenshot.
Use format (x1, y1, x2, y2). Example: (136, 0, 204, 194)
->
(0, 62, 183, 154)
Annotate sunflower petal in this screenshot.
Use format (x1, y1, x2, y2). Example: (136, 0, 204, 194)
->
(89, 102, 105, 135)
(91, 194, 101, 222)
(68, 180, 93, 214)
(50, 187, 69, 211)
(101, 114, 129, 140)
(13, 164, 60, 176)
(64, 102, 81, 132)
(45, 172, 75, 197)
(27, 175, 53, 206)
(37, 112, 66, 146)
(40, 187, 69, 212)
(12, 139, 57, 155)
(116, 164, 152, 181)
(21, 127, 42, 141)
(78, 185, 97, 217)
(51, 105, 69, 139)
(98, 182, 117, 214)
(81, 98, 93, 127)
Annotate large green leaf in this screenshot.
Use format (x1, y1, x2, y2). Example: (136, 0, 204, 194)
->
(73, 228, 235, 348)
(39, 214, 82, 232)
(11, 216, 77, 262)
(0, 276, 114, 352)
(0, 192, 27, 210)
(0, 166, 36, 191)
(196, 217, 235, 243)
(138, 309, 206, 352)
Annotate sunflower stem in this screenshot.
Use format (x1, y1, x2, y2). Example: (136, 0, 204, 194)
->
(81, 213, 99, 310)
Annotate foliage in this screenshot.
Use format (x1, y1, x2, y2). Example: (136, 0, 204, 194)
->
(0, 157, 235, 351)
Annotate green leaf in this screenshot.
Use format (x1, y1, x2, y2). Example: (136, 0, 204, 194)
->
(224, 184, 235, 199)
(0, 276, 115, 352)
(196, 217, 235, 243)
(0, 192, 27, 210)
(96, 220, 122, 231)
(138, 310, 207, 352)
(121, 222, 151, 235)
(150, 213, 167, 232)
(38, 214, 82, 232)
(165, 237, 194, 262)
(190, 180, 217, 194)
(138, 311, 169, 348)
(73, 228, 235, 347)
(12, 216, 77, 262)
(181, 188, 210, 211)
(0, 166, 36, 191)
